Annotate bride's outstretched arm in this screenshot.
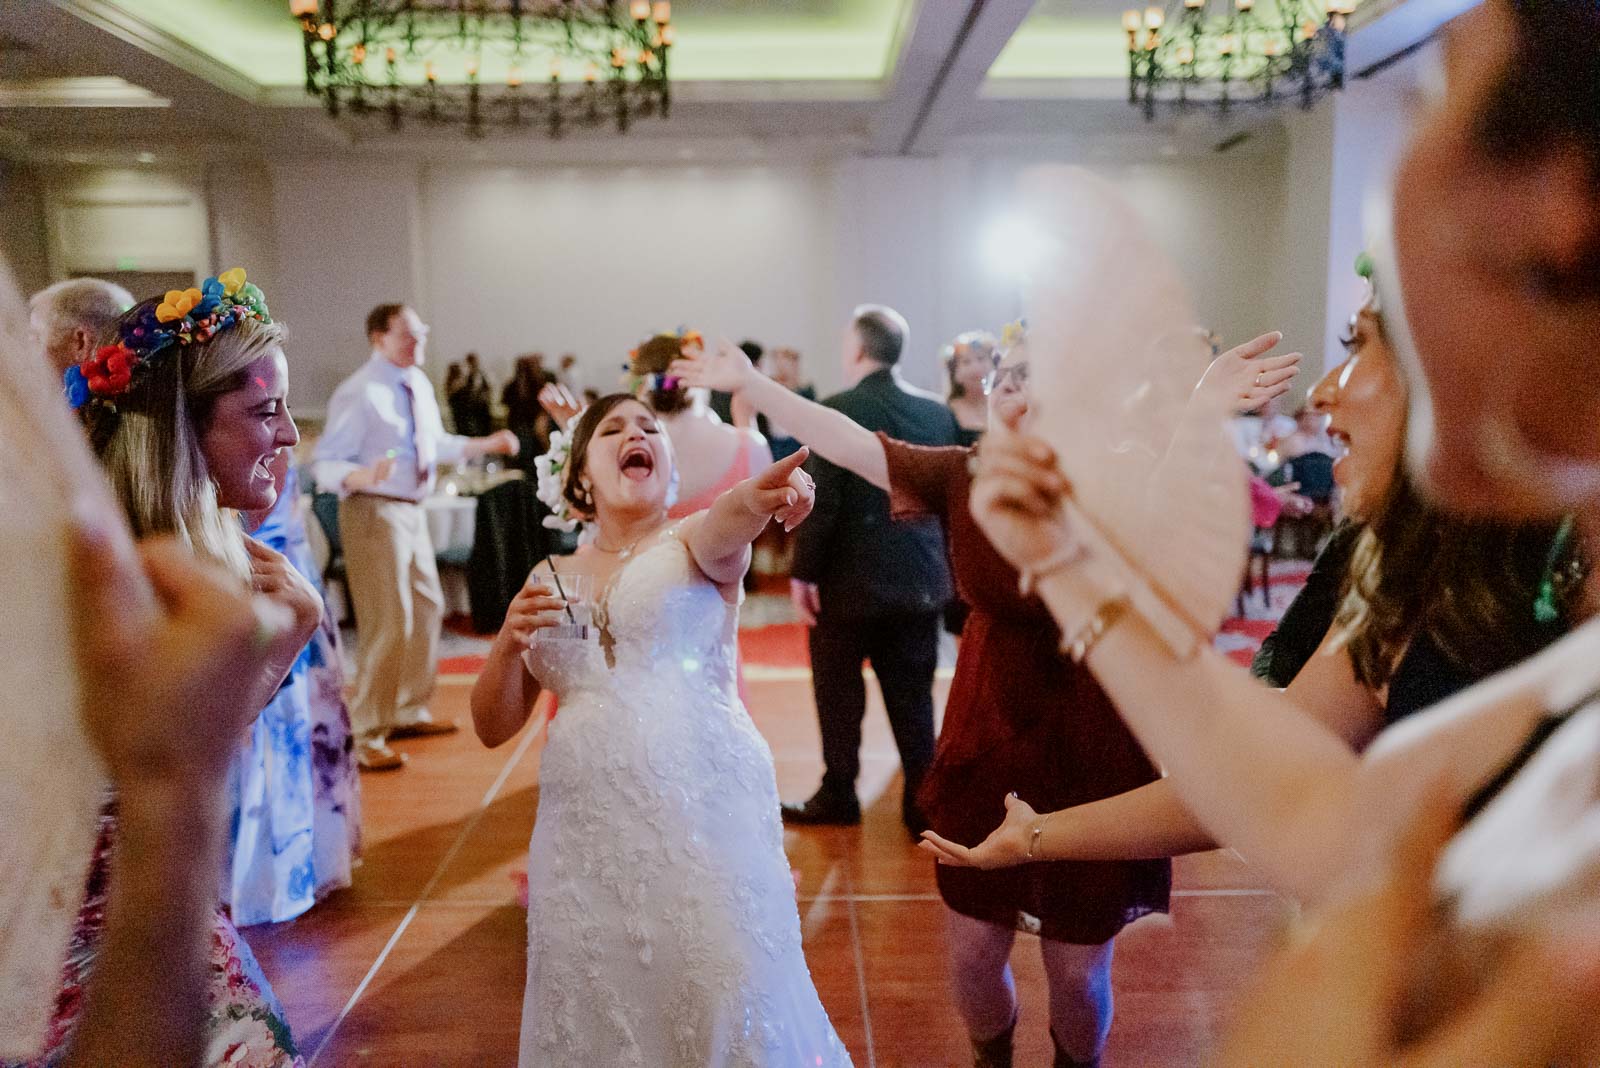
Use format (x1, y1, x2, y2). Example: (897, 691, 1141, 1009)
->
(671, 339, 889, 491)
(687, 448, 816, 586)
(472, 575, 568, 748)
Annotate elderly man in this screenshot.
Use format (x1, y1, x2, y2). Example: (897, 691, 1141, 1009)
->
(29, 278, 133, 372)
(313, 303, 519, 771)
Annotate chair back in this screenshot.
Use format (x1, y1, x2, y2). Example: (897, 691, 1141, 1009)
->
(311, 492, 343, 562)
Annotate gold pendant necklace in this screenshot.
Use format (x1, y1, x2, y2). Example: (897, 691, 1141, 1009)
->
(592, 520, 666, 668)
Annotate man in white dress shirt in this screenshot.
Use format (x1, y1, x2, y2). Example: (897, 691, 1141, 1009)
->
(314, 303, 518, 771)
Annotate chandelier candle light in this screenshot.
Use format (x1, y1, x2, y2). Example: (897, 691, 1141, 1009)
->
(1121, 0, 1355, 120)
(289, 0, 675, 138)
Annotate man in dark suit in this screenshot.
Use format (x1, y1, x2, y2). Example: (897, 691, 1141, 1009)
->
(785, 305, 957, 837)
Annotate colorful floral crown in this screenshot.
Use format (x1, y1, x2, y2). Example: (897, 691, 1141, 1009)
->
(623, 327, 703, 393)
(64, 267, 271, 411)
(999, 318, 1028, 350)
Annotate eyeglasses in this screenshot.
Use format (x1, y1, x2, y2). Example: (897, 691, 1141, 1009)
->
(983, 361, 1029, 395)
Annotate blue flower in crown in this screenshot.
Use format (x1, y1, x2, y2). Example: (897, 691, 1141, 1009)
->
(63, 364, 90, 410)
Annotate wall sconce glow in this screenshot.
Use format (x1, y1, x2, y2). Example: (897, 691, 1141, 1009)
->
(982, 215, 1053, 283)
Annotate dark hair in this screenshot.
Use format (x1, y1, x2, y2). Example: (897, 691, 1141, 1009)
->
(738, 340, 764, 366)
(365, 303, 405, 340)
(561, 393, 654, 516)
(1477, 0, 1600, 297)
(631, 334, 690, 414)
(1333, 470, 1577, 689)
(944, 331, 999, 400)
(851, 305, 907, 367)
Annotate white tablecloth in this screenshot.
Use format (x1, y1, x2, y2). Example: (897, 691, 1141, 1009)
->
(424, 493, 477, 558)
(423, 494, 477, 616)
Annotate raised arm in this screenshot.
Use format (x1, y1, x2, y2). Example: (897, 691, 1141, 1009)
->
(65, 528, 290, 1068)
(672, 339, 889, 491)
(686, 448, 816, 586)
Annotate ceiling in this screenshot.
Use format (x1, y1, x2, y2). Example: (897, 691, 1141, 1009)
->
(0, 0, 1410, 164)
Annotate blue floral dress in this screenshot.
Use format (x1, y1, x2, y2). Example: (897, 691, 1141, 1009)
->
(228, 463, 361, 926)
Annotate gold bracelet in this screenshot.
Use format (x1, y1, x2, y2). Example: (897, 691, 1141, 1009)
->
(1025, 811, 1055, 861)
(1063, 594, 1132, 663)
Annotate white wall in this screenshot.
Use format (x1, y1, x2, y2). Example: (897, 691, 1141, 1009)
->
(1319, 64, 1428, 368)
(5, 135, 1377, 417)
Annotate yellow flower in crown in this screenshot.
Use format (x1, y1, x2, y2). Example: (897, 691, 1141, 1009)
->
(218, 267, 247, 296)
(1000, 319, 1027, 349)
(156, 287, 204, 323)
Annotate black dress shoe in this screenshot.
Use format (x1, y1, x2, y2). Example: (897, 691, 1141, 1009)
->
(780, 791, 861, 826)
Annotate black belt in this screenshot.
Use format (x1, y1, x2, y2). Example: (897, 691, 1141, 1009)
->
(348, 492, 425, 506)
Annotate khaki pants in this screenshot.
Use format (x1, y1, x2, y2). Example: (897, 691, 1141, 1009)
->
(339, 495, 443, 743)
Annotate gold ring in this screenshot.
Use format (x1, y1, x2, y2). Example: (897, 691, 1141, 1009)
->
(1254, 372, 1265, 388)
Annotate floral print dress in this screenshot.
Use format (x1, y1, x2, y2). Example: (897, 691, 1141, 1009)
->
(229, 463, 361, 926)
(5, 806, 302, 1068)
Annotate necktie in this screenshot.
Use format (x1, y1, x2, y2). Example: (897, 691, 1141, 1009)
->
(399, 377, 433, 492)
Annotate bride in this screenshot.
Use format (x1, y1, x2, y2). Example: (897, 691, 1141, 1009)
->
(470, 393, 852, 1068)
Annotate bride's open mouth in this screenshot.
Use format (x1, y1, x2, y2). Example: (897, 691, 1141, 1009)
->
(252, 452, 277, 481)
(619, 443, 655, 482)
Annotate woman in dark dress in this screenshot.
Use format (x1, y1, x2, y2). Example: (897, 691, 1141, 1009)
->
(943, 330, 998, 449)
(672, 331, 1294, 1068)
(927, 282, 1583, 873)
(502, 354, 555, 465)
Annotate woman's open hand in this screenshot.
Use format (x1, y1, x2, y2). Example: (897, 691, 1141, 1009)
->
(670, 337, 760, 396)
(918, 792, 1040, 870)
(1195, 331, 1302, 414)
(539, 383, 582, 428)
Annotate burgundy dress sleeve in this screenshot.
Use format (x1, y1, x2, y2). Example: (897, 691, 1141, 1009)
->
(879, 432, 970, 522)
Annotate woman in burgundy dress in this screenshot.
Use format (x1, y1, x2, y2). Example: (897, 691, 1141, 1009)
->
(675, 331, 1292, 1067)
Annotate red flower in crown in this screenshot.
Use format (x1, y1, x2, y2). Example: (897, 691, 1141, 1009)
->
(81, 343, 136, 397)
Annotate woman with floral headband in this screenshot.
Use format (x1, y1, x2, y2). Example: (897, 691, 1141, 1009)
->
(21, 269, 322, 1068)
(672, 328, 1297, 1068)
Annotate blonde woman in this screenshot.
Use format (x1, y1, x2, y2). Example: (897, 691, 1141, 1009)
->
(35, 270, 322, 1068)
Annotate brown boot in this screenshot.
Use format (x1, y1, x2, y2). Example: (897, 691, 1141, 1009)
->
(972, 1020, 1015, 1068)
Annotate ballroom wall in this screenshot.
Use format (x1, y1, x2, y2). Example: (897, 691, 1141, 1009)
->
(4, 144, 1323, 414)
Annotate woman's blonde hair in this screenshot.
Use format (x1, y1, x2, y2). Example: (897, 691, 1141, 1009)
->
(86, 306, 286, 581)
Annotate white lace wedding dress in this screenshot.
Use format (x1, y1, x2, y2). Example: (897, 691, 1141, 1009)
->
(518, 528, 852, 1068)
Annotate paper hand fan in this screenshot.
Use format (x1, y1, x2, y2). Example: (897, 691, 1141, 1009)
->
(0, 264, 113, 1059)
(1017, 166, 1249, 652)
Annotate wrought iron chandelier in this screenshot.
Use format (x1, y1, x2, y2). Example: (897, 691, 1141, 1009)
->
(288, 1, 676, 138)
(1120, 0, 1355, 121)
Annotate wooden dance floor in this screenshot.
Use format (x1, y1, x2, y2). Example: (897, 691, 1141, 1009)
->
(249, 672, 1289, 1066)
